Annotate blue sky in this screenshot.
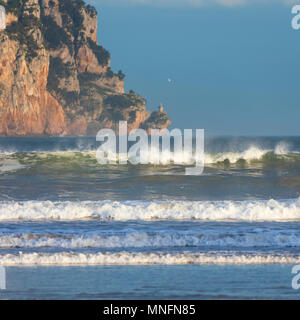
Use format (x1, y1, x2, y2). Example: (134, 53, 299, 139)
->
(87, 0, 300, 135)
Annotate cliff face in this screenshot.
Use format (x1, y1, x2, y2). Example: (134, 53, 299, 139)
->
(0, 0, 171, 136)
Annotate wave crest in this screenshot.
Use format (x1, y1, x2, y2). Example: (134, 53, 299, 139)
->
(0, 252, 299, 266)
(1, 199, 300, 222)
(1, 142, 300, 169)
(1, 229, 300, 248)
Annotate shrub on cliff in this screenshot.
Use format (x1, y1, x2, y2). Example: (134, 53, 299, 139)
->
(40, 14, 73, 55)
(0, 0, 22, 16)
(87, 37, 110, 67)
(59, 0, 84, 37)
(104, 92, 146, 109)
(5, 14, 41, 62)
(117, 70, 126, 81)
(146, 111, 170, 127)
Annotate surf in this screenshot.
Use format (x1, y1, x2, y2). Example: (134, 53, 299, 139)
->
(0, 251, 299, 266)
(0, 198, 300, 222)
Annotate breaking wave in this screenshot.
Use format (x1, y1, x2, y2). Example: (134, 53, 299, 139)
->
(2, 230, 300, 248)
(1, 198, 300, 222)
(0, 251, 299, 266)
(1, 142, 300, 169)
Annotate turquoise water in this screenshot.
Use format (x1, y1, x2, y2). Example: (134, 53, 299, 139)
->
(1, 136, 300, 299)
(1, 265, 300, 300)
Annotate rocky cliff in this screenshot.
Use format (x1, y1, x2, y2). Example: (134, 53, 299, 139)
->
(0, 0, 171, 136)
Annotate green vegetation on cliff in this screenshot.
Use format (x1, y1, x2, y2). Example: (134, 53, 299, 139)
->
(0, 0, 22, 15)
(87, 38, 110, 67)
(0, 0, 171, 136)
(145, 111, 170, 127)
(5, 16, 41, 62)
(59, 0, 84, 38)
(41, 14, 73, 54)
(104, 92, 146, 110)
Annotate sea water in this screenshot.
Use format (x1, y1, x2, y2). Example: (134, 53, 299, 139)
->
(0, 136, 300, 299)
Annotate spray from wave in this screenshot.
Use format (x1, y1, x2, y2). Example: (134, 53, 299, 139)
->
(0, 142, 300, 168)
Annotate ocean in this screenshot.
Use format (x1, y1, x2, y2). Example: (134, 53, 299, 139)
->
(0, 136, 300, 299)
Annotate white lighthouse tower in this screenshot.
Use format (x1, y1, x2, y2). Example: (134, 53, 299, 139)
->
(0, 5, 6, 31)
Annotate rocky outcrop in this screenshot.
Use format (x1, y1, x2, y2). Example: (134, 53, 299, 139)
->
(0, 0, 171, 136)
(0, 16, 65, 136)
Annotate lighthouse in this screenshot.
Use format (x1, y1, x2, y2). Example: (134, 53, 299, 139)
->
(158, 104, 164, 113)
(0, 5, 6, 30)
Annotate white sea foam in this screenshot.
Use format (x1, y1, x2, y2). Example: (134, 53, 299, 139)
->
(0, 252, 299, 266)
(204, 146, 269, 164)
(1, 230, 300, 248)
(0, 159, 26, 173)
(0, 198, 300, 222)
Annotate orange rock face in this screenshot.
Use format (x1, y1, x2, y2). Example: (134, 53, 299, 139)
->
(5, 13, 18, 26)
(76, 45, 108, 74)
(0, 31, 65, 136)
(66, 117, 87, 136)
(0, 0, 171, 137)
